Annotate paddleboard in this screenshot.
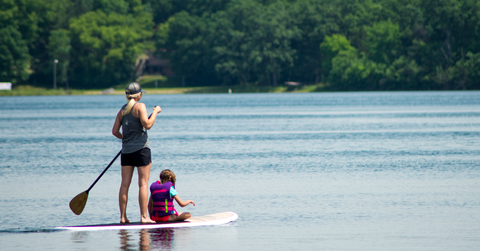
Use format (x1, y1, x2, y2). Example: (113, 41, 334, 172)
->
(56, 211, 238, 231)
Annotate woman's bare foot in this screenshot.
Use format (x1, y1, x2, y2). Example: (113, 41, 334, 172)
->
(120, 218, 131, 224)
(141, 216, 156, 224)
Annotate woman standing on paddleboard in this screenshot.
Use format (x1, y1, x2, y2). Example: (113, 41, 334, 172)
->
(112, 82, 161, 224)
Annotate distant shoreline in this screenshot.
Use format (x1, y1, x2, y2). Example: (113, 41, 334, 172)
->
(0, 83, 328, 96)
(1, 84, 476, 97)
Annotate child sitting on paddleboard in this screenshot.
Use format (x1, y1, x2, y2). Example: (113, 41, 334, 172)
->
(148, 169, 195, 222)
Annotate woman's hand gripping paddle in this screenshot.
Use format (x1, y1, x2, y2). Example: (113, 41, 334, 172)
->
(69, 150, 122, 215)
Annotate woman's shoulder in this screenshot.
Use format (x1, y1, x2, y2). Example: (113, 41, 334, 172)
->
(132, 102, 146, 114)
(133, 102, 146, 109)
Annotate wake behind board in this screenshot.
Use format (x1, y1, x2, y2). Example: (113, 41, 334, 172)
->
(56, 211, 238, 231)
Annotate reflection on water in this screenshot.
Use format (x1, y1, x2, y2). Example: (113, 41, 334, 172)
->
(70, 231, 89, 244)
(119, 228, 177, 251)
(140, 229, 151, 251)
(148, 229, 176, 250)
(119, 230, 136, 250)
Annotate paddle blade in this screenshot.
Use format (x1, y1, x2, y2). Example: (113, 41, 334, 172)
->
(69, 191, 89, 215)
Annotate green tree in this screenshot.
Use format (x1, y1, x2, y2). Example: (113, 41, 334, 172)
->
(329, 49, 382, 91)
(383, 56, 422, 90)
(339, 0, 384, 45)
(209, 10, 249, 85)
(241, 0, 299, 86)
(0, 0, 33, 84)
(462, 52, 480, 89)
(163, 11, 219, 86)
(165, 0, 299, 86)
(210, 0, 267, 85)
(142, 0, 184, 24)
(321, 34, 384, 90)
(320, 34, 356, 77)
(24, 0, 72, 87)
(288, 0, 341, 84)
(0, 26, 31, 84)
(419, 0, 480, 89)
(69, 3, 153, 88)
(362, 20, 401, 64)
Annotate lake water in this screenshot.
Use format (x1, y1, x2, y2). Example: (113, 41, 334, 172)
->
(0, 91, 479, 250)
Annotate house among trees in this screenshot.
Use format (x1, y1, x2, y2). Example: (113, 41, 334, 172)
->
(136, 54, 175, 77)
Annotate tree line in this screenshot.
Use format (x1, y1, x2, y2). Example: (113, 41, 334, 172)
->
(1, 0, 479, 91)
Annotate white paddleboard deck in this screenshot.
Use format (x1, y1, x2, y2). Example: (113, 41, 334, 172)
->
(56, 211, 238, 231)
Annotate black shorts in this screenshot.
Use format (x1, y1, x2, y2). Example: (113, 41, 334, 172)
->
(121, 148, 151, 166)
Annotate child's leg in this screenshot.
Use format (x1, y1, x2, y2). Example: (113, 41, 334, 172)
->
(168, 212, 191, 221)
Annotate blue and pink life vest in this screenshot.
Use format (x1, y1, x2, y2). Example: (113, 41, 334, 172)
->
(150, 181, 175, 217)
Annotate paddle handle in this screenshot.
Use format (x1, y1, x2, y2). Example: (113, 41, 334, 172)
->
(86, 150, 121, 193)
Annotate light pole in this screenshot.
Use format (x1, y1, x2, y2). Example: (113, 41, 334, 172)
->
(54, 59, 58, 89)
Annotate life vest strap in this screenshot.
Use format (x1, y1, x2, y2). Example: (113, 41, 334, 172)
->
(152, 201, 173, 206)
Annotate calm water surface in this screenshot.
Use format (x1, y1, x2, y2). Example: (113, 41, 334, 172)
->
(1, 91, 479, 250)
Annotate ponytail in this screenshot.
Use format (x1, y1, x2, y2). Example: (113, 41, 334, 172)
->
(123, 93, 141, 115)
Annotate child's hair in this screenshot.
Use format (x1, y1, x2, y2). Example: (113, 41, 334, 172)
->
(160, 169, 176, 186)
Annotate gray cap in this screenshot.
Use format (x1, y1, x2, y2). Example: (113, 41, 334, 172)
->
(125, 82, 146, 94)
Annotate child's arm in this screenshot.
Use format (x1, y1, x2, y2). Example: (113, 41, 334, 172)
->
(173, 195, 195, 207)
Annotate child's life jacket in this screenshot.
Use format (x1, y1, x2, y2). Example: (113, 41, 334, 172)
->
(150, 181, 176, 217)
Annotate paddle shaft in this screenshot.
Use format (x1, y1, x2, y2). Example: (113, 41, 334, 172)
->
(86, 150, 121, 193)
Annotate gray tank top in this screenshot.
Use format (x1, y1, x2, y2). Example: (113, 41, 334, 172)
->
(121, 103, 150, 153)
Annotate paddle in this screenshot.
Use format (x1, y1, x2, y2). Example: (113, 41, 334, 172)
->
(69, 111, 157, 215)
(69, 150, 122, 215)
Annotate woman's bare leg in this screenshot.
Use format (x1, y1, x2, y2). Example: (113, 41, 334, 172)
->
(119, 165, 134, 224)
(138, 163, 155, 223)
